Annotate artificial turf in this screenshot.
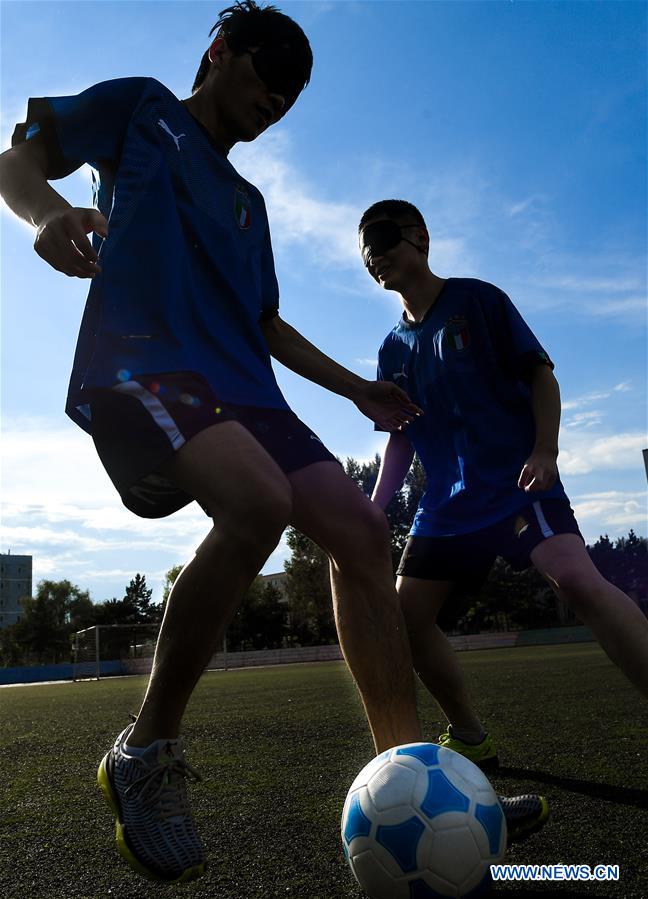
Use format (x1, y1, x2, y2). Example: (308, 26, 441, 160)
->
(1, 644, 646, 898)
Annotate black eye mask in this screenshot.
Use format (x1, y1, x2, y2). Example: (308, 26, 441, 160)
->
(249, 45, 307, 111)
(360, 220, 420, 266)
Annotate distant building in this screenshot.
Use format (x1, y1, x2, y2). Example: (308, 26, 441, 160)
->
(0, 553, 32, 629)
(260, 571, 288, 600)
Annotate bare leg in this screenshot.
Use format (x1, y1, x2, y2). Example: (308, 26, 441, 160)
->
(532, 534, 648, 697)
(129, 422, 292, 747)
(288, 462, 422, 753)
(397, 575, 486, 739)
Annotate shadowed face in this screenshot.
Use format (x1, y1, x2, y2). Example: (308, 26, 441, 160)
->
(359, 217, 428, 291)
(202, 41, 297, 144)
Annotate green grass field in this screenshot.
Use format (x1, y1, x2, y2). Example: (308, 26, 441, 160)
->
(2, 644, 647, 898)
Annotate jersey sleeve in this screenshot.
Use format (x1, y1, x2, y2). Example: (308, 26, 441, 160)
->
(11, 77, 149, 179)
(481, 283, 553, 385)
(259, 224, 280, 320)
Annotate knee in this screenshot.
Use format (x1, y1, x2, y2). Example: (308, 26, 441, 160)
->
(550, 564, 603, 607)
(329, 502, 391, 574)
(363, 501, 392, 546)
(209, 485, 292, 559)
(240, 489, 292, 550)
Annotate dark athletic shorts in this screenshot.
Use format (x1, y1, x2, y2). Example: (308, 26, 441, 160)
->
(89, 371, 338, 519)
(397, 498, 583, 588)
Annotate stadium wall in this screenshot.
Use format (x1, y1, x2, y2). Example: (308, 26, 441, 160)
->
(122, 626, 594, 675)
(1, 626, 595, 684)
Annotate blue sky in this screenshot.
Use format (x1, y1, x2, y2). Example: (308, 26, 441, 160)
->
(1, 0, 646, 605)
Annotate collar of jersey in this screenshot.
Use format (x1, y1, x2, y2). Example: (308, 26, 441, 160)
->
(399, 278, 453, 330)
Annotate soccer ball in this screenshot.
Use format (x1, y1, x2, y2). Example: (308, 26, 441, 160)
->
(341, 742, 506, 898)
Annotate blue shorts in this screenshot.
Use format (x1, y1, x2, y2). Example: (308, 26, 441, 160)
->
(397, 498, 583, 586)
(89, 371, 337, 519)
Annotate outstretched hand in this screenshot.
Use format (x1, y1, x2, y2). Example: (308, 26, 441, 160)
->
(34, 207, 108, 278)
(353, 380, 423, 431)
(518, 448, 558, 493)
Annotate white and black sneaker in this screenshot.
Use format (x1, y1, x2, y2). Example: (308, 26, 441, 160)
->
(97, 722, 206, 882)
(499, 793, 549, 844)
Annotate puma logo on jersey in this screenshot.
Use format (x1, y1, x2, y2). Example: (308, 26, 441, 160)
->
(157, 118, 186, 150)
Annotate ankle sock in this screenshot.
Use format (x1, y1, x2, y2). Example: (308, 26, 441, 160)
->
(449, 725, 487, 745)
(123, 741, 149, 757)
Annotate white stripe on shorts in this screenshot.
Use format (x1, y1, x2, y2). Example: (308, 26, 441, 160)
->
(113, 381, 186, 450)
(532, 500, 555, 539)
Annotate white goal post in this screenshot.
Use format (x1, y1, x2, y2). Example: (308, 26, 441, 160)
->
(72, 624, 161, 681)
(72, 624, 229, 680)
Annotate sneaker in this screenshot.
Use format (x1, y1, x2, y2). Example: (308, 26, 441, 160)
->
(438, 725, 499, 770)
(499, 794, 550, 844)
(97, 723, 206, 882)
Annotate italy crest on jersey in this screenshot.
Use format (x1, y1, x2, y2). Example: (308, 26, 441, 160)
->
(234, 184, 252, 230)
(444, 315, 471, 351)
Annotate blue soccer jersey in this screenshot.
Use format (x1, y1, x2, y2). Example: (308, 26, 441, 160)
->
(377, 278, 567, 536)
(12, 78, 289, 432)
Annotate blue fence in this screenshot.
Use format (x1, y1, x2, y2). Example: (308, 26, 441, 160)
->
(0, 659, 122, 685)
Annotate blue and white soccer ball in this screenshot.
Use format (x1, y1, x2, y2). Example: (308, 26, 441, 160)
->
(341, 742, 506, 898)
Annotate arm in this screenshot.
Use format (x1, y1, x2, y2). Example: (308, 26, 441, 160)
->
(371, 431, 416, 509)
(517, 363, 561, 492)
(261, 314, 422, 431)
(0, 137, 107, 278)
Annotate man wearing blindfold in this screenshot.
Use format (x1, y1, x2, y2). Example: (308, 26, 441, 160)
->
(360, 199, 648, 773)
(1, 2, 427, 883)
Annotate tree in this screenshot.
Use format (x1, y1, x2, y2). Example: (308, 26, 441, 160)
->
(344, 453, 427, 572)
(93, 597, 131, 626)
(441, 559, 559, 634)
(279, 452, 428, 646)
(438, 530, 648, 635)
(94, 573, 161, 625)
(227, 580, 287, 650)
(256, 583, 288, 648)
(13, 580, 93, 664)
(283, 528, 335, 646)
(67, 588, 96, 631)
(0, 624, 25, 667)
(124, 573, 160, 622)
(162, 564, 183, 604)
(589, 531, 648, 600)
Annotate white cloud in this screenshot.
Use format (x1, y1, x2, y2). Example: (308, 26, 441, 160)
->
(527, 255, 647, 318)
(586, 296, 647, 317)
(232, 132, 360, 269)
(231, 132, 469, 276)
(0, 525, 108, 551)
(507, 196, 548, 218)
(3, 411, 645, 601)
(559, 432, 647, 475)
(562, 395, 607, 411)
(231, 138, 647, 328)
(0, 415, 294, 600)
(564, 411, 603, 429)
(541, 275, 643, 294)
(570, 490, 647, 541)
(355, 358, 378, 368)
(562, 381, 633, 412)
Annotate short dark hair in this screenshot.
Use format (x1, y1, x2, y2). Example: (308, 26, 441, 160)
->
(192, 0, 313, 93)
(358, 199, 427, 233)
